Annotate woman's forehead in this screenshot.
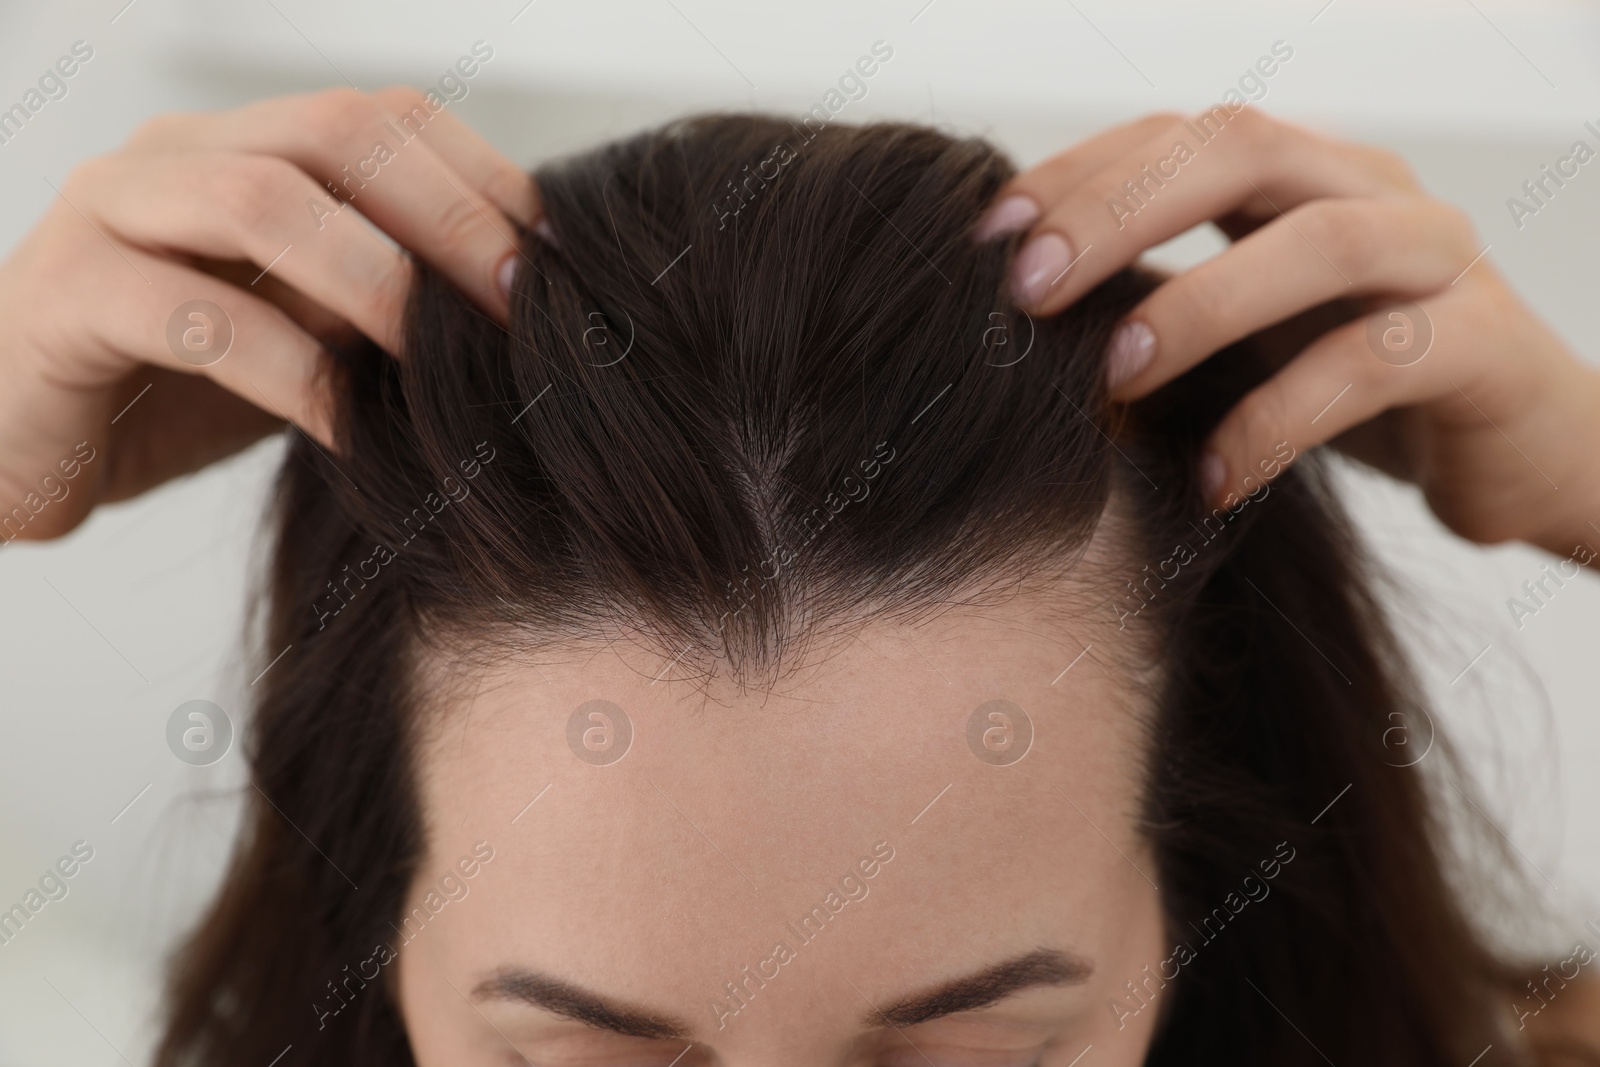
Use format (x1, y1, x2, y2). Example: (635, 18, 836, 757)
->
(402, 601, 1158, 1041)
(412, 596, 1150, 890)
(412, 588, 1149, 826)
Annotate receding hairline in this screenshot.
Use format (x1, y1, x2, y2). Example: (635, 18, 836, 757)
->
(402, 486, 1161, 712)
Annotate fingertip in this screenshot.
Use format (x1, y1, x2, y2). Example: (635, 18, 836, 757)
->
(1198, 450, 1227, 505)
(290, 396, 340, 455)
(308, 423, 339, 455)
(1106, 319, 1157, 395)
(530, 175, 546, 220)
(496, 254, 521, 308)
(1010, 231, 1075, 311)
(973, 193, 1040, 242)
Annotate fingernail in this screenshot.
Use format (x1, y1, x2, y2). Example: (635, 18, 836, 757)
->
(496, 252, 519, 302)
(1199, 452, 1226, 500)
(973, 194, 1040, 242)
(1106, 320, 1156, 391)
(535, 218, 558, 247)
(1010, 232, 1073, 307)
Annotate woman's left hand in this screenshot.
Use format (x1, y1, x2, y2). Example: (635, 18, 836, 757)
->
(976, 108, 1600, 558)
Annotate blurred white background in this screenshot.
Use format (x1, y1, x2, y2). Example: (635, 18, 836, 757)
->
(1, 0, 1598, 1062)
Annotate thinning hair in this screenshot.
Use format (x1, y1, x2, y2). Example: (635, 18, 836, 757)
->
(155, 114, 1569, 1067)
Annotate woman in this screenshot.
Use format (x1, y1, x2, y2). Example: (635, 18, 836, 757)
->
(1, 92, 1597, 1064)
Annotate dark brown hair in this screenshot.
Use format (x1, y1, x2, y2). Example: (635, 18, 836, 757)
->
(156, 114, 1576, 1065)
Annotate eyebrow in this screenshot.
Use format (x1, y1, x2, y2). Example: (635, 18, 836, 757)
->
(862, 948, 1094, 1028)
(470, 947, 1091, 1041)
(472, 970, 694, 1040)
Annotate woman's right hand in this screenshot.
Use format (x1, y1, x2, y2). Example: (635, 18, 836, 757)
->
(0, 87, 538, 540)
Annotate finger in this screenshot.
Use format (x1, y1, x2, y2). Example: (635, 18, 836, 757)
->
(101, 368, 285, 503)
(194, 254, 362, 350)
(73, 149, 411, 353)
(1108, 195, 1479, 398)
(128, 89, 520, 320)
(370, 86, 540, 227)
(1198, 293, 1465, 508)
(70, 240, 336, 447)
(1009, 107, 1416, 315)
(974, 112, 1183, 240)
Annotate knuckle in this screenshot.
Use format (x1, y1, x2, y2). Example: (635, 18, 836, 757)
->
(1186, 101, 1237, 143)
(433, 191, 492, 251)
(483, 164, 534, 221)
(1223, 103, 1273, 143)
(1291, 200, 1379, 277)
(211, 156, 300, 235)
(300, 87, 384, 152)
(125, 112, 189, 149)
(58, 152, 115, 202)
(1144, 110, 1187, 134)
(1230, 386, 1290, 458)
(31, 214, 93, 290)
(1433, 201, 1481, 259)
(376, 84, 428, 111)
(1365, 145, 1418, 189)
(376, 85, 432, 127)
(1158, 264, 1236, 345)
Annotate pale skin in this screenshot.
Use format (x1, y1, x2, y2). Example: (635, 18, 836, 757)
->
(975, 108, 1600, 554)
(3, 92, 1600, 1057)
(0, 87, 536, 535)
(1, 93, 1594, 551)
(396, 570, 1174, 1067)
